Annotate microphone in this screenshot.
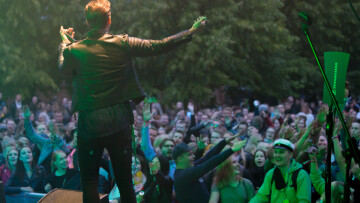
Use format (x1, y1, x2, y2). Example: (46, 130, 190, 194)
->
(299, 12, 312, 26)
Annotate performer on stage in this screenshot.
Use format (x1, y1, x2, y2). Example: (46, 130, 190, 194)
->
(58, 0, 205, 202)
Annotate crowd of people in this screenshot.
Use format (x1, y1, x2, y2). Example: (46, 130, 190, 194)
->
(1, 91, 360, 203)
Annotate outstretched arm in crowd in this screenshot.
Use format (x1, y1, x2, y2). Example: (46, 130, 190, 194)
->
(332, 123, 347, 180)
(309, 151, 325, 196)
(140, 103, 157, 162)
(23, 105, 49, 148)
(294, 122, 313, 159)
(178, 139, 247, 185)
(194, 134, 239, 166)
(183, 103, 196, 144)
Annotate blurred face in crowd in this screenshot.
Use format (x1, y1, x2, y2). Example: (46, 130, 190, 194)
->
(7, 149, 18, 167)
(265, 127, 275, 140)
(211, 131, 222, 145)
(278, 104, 285, 114)
(285, 102, 291, 110)
(254, 150, 266, 167)
(176, 122, 186, 133)
(201, 115, 209, 123)
(149, 128, 158, 144)
(274, 148, 292, 168)
(247, 126, 258, 137)
(54, 112, 63, 123)
(161, 140, 174, 159)
(158, 128, 166, 135)
(19, 147, 33, 164)
(351, 122, 360, 141)
(36, 124, 48, 135)
(298, 118, 306, 129)
(15, 94, 21, 102)
(160, 114, 169, 126)
(6, 120, 16, 134)
(210, 120, 220, 132)
(201, 135, 209, 145)
(274, 119, 281, 131)
(242, 108, 249, 117)
(248, 112, 254, 120)
(38, 114, 46, 123)
(238, 123, 247, 135)
(2, 106, 8, 114)
(318, 135, 328, 151)
(54, 151, 67, 171)
(178, 151, 194, 168)
(176, 102, 183, 110)
(349, 109, 357, 119)
(32, 96, 38, 104)
(223, 109, 232, 118)
(173, 132, 183, 145)
(62, 98, 68, 106)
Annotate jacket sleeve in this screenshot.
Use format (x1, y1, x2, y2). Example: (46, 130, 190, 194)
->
(123, 30, 192, 57)
(141, 126, 157, 162)
(4, 174, 22, 194)
(179, 148, 234, 182)
(296, 170, 312, 203)
(24, 119, 47, 147)
(54, 134, 70, 154)
(194, 139, 227, 165)
(249, 170, 273, 203)
(58, 42, 75, 77)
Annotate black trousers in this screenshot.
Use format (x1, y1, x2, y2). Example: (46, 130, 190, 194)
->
(77, 126, 136, 203)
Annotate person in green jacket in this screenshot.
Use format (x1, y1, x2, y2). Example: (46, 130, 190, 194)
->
(250, 139, 311, 203)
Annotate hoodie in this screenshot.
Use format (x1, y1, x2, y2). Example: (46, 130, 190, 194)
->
(250, 159, 311, 203)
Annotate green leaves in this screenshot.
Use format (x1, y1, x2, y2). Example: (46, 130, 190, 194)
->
(0, 0, 358, 104)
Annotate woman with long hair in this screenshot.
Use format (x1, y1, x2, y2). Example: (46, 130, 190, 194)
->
(0, 146, 18, 185)
(4, 146, 47, 194)
(44, 150, 81, 192)
(209, 154, 255, 203)
(247, 149, 266, 190)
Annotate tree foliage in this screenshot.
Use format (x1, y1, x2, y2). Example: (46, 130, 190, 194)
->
(0, 0, 359, 105)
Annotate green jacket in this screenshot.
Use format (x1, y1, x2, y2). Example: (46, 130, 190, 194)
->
(249, 159, 311, 203)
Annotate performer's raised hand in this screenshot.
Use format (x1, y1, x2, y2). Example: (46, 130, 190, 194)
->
(59, 26, 75, 43)
(189, 16, 206, 35)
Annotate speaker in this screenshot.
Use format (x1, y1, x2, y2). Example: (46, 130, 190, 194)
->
(38, 188, 108, 203)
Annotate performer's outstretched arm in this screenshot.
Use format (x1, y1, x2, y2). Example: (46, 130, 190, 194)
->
(124, 16, 206, 57)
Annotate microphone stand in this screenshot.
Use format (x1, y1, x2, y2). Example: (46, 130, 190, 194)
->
(301, 17, 360, 203)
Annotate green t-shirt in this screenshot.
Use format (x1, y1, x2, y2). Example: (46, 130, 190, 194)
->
(220, 178, 255, 203)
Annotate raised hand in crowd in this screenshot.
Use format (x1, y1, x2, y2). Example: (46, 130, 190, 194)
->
(225, 133, 241, 145)
(231, 139, 247, 152)
(22, 105, 31, 119)
(143, 102, 154, 124)
(149, 157, 160, 175)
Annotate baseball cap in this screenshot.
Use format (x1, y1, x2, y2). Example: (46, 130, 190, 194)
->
(273, 139, 295, 152)
(172, 143, 195, 161)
